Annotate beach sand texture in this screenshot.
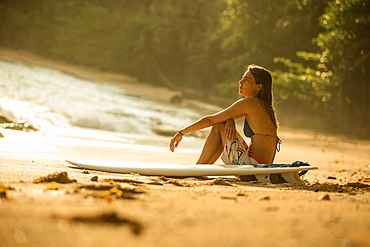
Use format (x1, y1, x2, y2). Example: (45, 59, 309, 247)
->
(1, 48, 370, 247)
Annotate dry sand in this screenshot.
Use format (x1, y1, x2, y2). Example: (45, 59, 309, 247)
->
(1, 48, 370, 247)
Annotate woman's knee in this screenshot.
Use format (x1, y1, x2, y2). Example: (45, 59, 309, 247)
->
(212, 122, 226, 132)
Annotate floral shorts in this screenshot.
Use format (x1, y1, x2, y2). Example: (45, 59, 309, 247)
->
(221, 132, 264, 165)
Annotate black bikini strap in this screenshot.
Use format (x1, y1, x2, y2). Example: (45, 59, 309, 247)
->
(254, 134, 282, 152)
(276, 137, 282, 152)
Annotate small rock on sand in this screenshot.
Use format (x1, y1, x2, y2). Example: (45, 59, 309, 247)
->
(37, 171, 76, 184)
(317, 194, 330, 201)
(255, 195, 270, 202)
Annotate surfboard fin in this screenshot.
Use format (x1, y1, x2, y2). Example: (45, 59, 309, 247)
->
(255, 172, 304, 184)
(254, 161, 311, 184)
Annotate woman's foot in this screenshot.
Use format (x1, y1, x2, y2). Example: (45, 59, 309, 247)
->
(238, 175, 257, 182)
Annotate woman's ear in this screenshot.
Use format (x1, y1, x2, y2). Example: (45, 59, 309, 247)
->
(257, 84, 263, 91)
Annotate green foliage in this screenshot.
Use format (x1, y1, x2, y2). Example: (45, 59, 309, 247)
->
(53, 3, 113, 65)
(0, 0, 225, 91)
(0, 0, 369, 137)
(320, 0, 370, 136)
(272, 56, 333, 106)
(215, 0, 326, 98)
(273, 0, 370, 137)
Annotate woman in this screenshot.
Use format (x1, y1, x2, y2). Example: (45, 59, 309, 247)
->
(169, 64, 281, 180)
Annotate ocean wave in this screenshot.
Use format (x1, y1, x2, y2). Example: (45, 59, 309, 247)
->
(0, 56, 202, 136)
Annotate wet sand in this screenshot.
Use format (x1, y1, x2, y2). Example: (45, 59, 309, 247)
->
(1, 48, 370, 247)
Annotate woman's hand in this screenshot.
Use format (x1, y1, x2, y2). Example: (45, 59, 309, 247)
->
(169, 131, 183, 152)
(225, 119, 236, 140)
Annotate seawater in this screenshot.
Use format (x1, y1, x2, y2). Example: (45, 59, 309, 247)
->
(0, 55, 205, 143)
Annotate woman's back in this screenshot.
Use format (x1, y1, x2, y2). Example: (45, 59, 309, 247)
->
(243, 99, 278, 163)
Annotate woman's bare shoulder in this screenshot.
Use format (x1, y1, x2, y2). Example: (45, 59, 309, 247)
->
(233, 98, 262, 107)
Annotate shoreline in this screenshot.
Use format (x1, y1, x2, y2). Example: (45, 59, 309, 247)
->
(1, 47, 370, 247)
(0, 48, 222, 113)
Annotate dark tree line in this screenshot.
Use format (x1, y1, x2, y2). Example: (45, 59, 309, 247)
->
(1, 0, 369, 138)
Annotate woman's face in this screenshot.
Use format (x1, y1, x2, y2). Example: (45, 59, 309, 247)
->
(238, 70, 262, 98)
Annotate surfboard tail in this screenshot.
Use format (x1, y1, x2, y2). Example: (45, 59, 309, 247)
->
(255, 171, 305, 184)
(253, 161, 312, 184)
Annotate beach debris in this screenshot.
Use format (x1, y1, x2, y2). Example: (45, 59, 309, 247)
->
(255, 195, 270, 202)
(70, 212, 144, 235)
(236, 192, 249, 197)
(317, 194, 330, 201)
(328, 176, 337, 180)
(36, 172, 76, 184)
(220, 196, 237, 201)
(234, 179, 370, 194)
(358, 178, 370, 183)
(208, 178, 233, 186)
(79, 184, 144, 202)
(82, 169, 90, 174)
(0, 186, 11, 200)
(346, 182, 370, 188)
(90, 176, 98, 182)
(91, 188, 128, 202)
(158, 176, 169, 182)
(80, 184, 121, 191)
(280, 182, 345, 193)
(166, 179, 184, 187)
(103, 178, 144, 185)
(46, 182, 59, 190)
(147, 181, 164, 186)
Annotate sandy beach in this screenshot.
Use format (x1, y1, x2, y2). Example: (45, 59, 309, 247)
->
(1, 48, 370, 247)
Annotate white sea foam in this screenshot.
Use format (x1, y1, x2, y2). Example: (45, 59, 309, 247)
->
(0, 55, 203, 138)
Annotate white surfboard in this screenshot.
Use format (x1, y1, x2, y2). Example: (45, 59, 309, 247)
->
(65, 159, 318, 184)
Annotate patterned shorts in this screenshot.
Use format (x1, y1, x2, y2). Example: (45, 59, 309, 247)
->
(221, 132, 259, 166)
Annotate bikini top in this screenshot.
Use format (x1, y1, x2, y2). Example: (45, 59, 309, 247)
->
(243, 118, 282, 151)
(243, 118, 255, 138)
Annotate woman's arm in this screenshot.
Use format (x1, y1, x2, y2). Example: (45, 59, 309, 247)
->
(180, 98, 249, 134)
(169, 117, 211, 152)
(169, 98, 252, 152)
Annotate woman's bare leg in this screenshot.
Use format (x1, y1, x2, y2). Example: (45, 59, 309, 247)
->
(196, 123, 226, 164)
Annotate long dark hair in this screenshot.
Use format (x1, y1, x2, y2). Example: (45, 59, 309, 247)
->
(248, 64, 278, 128)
